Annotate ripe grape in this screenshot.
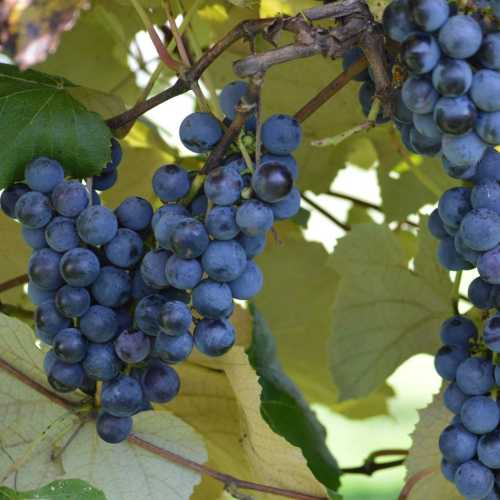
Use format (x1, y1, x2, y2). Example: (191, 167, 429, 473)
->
(206, 206, 239, 240)
(441, 131, 487, 168)
(192, 279, 233, 318)
(140, 250, 171, 289)
(53, 328, 88, 364)
(236, 199, 274, 236)
(22, 226, 47, 249)
(101, 375, 144, 417)
(141, 362, 180, 403)
(432, 58, 473, 97)
(382, 0, 417, 42)
(194, 318, 236, 357)
(170, 218, 209, 259)
(261, 114, 302, 155)
(82, 342, 122, 381)
(25, 157, 64, 193)
(159, 301, 192, 335)
(59, 248, 100, 287)
(459, 209, 500, 251)
(51, 180, 89, 217)
(460, 396, 500, 435)
(434, 96, 477, 135)
(454, 460, 494, 499)
(434, 344, 469, 380)
(439, 423, 478, 463)
(55, 285, 91, 318)
(402, 33, 441, 74)
(438, 15, 482, 59)
(470, 70, 500, 112)
(96, 412, 132, 444)
(152, 165, 190, 202)
(251, 162, 293, 203)
(114, 330, 151, 364)
(104, 228, 144, 268)
(77, 206, 118, 246)
(409, 0, 449, 31)
(45, 217, 80, 253)
(179, 112, 222, 153)
(29, 248, 64, 290)
(115, 196, 153, 231)
(455, 357, 494, 395)
(91, 266, 131, 308)
(476, 111, 500, 145)
(229, 261, 263, 300)
(80, 305, 118, 343)
(134, 294, 166, 336)
(201, 240, 247, 282)
(165, 254, 203, 290)
(440, 316, 477, 348)
(402, 76, 439, 114)
(15, 191, 53, 229)
(0, 183, 29, 218)
(93, 170, 117, 191)
(478, 32, 500, 70)
(204, 166, 244, 206)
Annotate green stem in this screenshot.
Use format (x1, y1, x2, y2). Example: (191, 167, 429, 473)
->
(182, 172, 206, 206)
(238, 135, 255, 173)
(130, 0, 153, 29)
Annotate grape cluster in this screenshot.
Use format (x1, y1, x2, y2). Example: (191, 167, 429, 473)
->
(0, 80, 301, 445)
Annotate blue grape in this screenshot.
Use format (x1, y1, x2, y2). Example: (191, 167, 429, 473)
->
(475, 148, 500, 182)
(471, 70, 500, 112)
(96, 412, 132, 444)
(28, 281, 55, 306)
(59, 248, 100, 287)
(261, 114, 302, 155)
(399, 124, 417, 153)
(134, 294, 166, 336)
(206, 206, 239, 240)
(114, 330, 151, 363)
(260, 154, 298, 181)
(91, 266, 131, 308)
(171, 218, 209, 259)
(478, 32, 500, 70)
(342, 48, 370, 81)
(382, 0, 417, 42)
(45, 217, 80, 253)
(438, 187, 471, 229)
(461, 396, 500, 435)
(434, 344, 469, 380)
(472, 181, 500, 214)
(22, 226, 47, 249)
(434, 96, 477, 135)
(55, 285, 91, 318)
(83, 342, 122, 381)
(441, 459, 458, 482)
(194, 318, 235, 357)
(189, 194, 208, 218)
(49, 360, 84, 389)
(80, 305, 118, 343)
(454, 232, 480, 266)
(442, 156, 477, 180)
(141, 250, 171, 290)
(165, 255, 202, 290)
(444, 382, 469, 414)
(438, 15, 482, 58)
(394, 90, 413, 125)
(271, 187, 301, 220)
(439, 423, 478, 463)
(192, 279, 233, 319)
(201, 240, 247, 282)
(456, 357, 494, 395)
(153, 331, 193, 363)
(141, 362, 180, 403)
(77, 206, 118, 246)
(204, 167, 244, 206)
(219, 81, 256, 128)
(159, 301, 192, 335)
(152, 204, 189, 232)
(408, 0, 449, 31)
(442, 131, 487, 168)
(476, 111, 500, 145)
(402, 76, 439, 114)
(460, 209, 500, 251)
(51, 180, 89, 218)
(102, 376, 144, 417)
(152, 165, 190, 202)
(440, 316, 477, 348)
(53, 328, 88, 364)
(478, 431, 500, 469)
(432, 58, 473, 97)
(236, 232, 266, 258)
(115, 196, 153, 231)
(162, 288, 190, 304)
(179, 112, 222, 153)
(428, 209, 448, 239)
(93, 170, 117, 191)
(154, 211, 189, 251)
(252, 163, 293, 203)
(36, 300, 71, 336)
(115, 307, 133, 332)
(454, 460, 494, 499)
(229, 261, 263, 300)
(29, 248, 63, 290)
(409, 127, 441, 156)
(102, 138, 122, 174)
(25, 157, 64, 193)
(484, 314, 500, 352)
(104, 228, 144, 268)
(1, 183, 29, 218)
(236, 200, 274, 236)
(412, 113, 442, 140)
(478, 246, 500, 284)
(131, 270, 156, 300)
(468, 278, 494, 309)
(15, 191, 53, 228)
(402, 32, 440, 74)
(36, 326, 57, 346)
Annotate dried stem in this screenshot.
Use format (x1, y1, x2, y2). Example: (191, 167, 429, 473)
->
(341, 449, 408, 475)
(0, 274, 29, 293)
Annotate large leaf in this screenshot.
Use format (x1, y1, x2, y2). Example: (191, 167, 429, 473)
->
(0, 64, 112, 188)
(0, 480, 106, 500)
(329, 220, 453, 401)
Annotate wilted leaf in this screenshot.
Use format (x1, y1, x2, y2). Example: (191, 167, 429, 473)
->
(0, 479, 106, 500)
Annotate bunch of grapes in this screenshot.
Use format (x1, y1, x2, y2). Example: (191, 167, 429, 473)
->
(0, 80, 301, 445)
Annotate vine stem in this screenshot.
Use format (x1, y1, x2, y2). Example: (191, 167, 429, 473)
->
(341, 449, 408, 475)
(0, 274, 29, 293)
(301, 192, 351, 232)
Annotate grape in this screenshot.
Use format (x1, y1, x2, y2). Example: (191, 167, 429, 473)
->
(0, 183, 29, 218)
(220, 80, 256, 126)
(152, 165, 190, 202)
(179, 112, 222, 153)
(478, 33, 500, 70)
(471, 70, 500, 112)
(476, 111, 500, 146)
(439, 423, 478, 463)
(206, 206, 239, 240)
(162, 288, 190, 304)
(342, 48, 370, 81)
(140, 250, 171, 290)
(45, 217, 80, 253)
(441, 459, 459, 482)
(28, 281, 55, 306)
(460, 209, 500, 251)
(394, 90, 413, 126)
(115, 196, 153, 231)
(80, 305, 118, 343)
(194, 318, 235, 357)
(59, 248, 100, 287)
(478, 246, 500, 284)
(91, 266, 131, 308)
(444, 382, 469, 414)
(201, 240, 247, 282)
(131, 270, 156, 300)
(189, 194, 208, 218)
(51, 180, 89, 218)
(134, 294, 166, 336)
(55, 285, 91, 318)
(252, 163, 293, 203)
(454, 231, 481, 266)
(475, 148, 500, 182)
(454, 460, 494, 499)
(442, 131, 487, 168)
(358, 82, 390, 124)
(236, 232, 266, 258)
(49, 360, 84, 389)
(82, 342, 122, 381)
(471, 181, 500, 214)
(484, 314, 500, 352)
(382, 0, 417, 42)
(402, 33, 441, 74)
(236, 200, 274, 236)
(153, 331, 193, 364)
(399, 124, 417, 153)
(408, 0, 449, 31)
(53, 328, 88, 364)
(159, 301, 192, 335)
(25, 157, 64, 193)
(412, 113, 442, 140)
(165, 255, 202, 290)
(434, 344, 469, 380)
(428, 209, 448, 240)
(478, 431, 500, 469)
(22, 226, 47, 249)
(171, 218, 209, 259)
(96, 412, 132, 444)
(141, 362, 180, 403)
(440, 316, 477, 348)
(103, 138, 123, 174)
(262, 114, 302, 155)
(438, 15, 483, 58)
(115, 307, 133, 332)
(442, 156, 477, 180)
(36, 326, 57, 346)
(461, 396, 500, 434)
(204, 166, 244, 206)
(434, 96, 477, 135)
(261, 154, 298, 181)
(271, 188, 301, 220)
(77, 206, 118, 246)
(36, 300, 71, 336)
(192, 279, 233, 319)
(456, 357, 494, 395)
(438, 236, 469, 270)
(402, 76, 439, 114)
(15, 191, 53, 229)
(102, 375, 144, 417)
(114, 330, 151, 364)
(438, 187, 471, 228)
(44, 350, 57, 375)
(154, 211, 189, 251)
(229, 261, 263, 300)
(104, 228, 144, 268)
(409, 127, 441, 156)
(432, 58, 473, 97)
(468, 278, 494, 309)
(93, 170, 117, 191)
(152, 204, 189, 232)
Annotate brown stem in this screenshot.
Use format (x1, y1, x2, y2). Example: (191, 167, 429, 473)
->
(342, 449, 408, 475)
(0, 274, 29, 293)
(301, 192, 351, 232)
(128, 434, 327, 500)
(147, 25, 183, 72)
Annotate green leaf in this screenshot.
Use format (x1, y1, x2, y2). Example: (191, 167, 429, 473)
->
(329, 220, 453, 401)
(247, 305, 341, 492)
(0, 64, 112, 188)
(0, 480, 106, 500)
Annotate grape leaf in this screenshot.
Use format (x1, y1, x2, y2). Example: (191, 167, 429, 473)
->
(0, 64, 112, 188)
(329, 220, 452, 401)
(0, 480, 106, 500)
